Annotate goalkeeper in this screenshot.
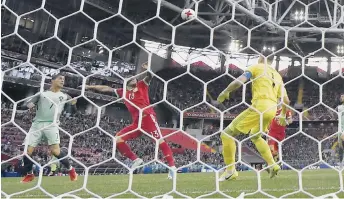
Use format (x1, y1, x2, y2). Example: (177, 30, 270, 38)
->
(216, 52, 290, 181)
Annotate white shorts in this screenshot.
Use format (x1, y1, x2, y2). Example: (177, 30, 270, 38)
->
(23, 122, 60, 147)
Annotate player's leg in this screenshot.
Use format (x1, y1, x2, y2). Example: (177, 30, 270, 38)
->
(142, 114, 176, 179)
(267, 134, 279, 162)
(219, 128, 240, 181)
(219, 109, 252, 181)
(338, 132, 344, 164)
(250, 108, 279, 178)
(49, 162, 57, 176)
(45, 123, 77, 181)
(144, 115, 175, 167)
(21, 123, 42, 183)
(115, 124, 142, 168)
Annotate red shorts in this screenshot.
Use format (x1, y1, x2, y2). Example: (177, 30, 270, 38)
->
(116, 114, 162, 141)
(267, 131, 285, 153)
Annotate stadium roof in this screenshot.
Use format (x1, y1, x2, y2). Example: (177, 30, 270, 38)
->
(3, 0, 344, 64)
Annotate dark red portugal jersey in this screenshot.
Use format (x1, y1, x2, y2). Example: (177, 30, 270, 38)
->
(115, 81, 155, 122)
(269, 109, 292, 134)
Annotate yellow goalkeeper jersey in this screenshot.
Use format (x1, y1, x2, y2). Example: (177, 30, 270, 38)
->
(246, 63, 287, 104)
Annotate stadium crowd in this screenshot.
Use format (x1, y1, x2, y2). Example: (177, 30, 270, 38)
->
(1, 100, 340, 173)
(1, 102, 225, 169)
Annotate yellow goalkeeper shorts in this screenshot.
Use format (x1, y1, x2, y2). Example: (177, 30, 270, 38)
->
(226, 99, 277, 136)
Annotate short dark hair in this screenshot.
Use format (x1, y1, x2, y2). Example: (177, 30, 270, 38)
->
(51, 73, 64, 80)
(261, 50, 274, 63)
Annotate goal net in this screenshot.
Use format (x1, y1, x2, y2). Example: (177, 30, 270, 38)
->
(1, 0, 344, 198)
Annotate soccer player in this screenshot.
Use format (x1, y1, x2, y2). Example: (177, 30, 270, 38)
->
(216, 53, 290, 181)
(21, 74, 78, 183)
(267, 105, 292, 163)
(337, 94, 344, 164)
(84, 63, 176, 179)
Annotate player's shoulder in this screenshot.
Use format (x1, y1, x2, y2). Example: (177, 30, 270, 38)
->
(247, 63, 273, 74)
(40, 90, 51, 97)
(338, 104, 344, 110)
(137, 80, 149, 88)
(246, 63, 262, 70)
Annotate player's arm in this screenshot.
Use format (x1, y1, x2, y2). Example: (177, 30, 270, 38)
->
(217, 72, 250, 103)
(85, 85, 114, 93)
(65, 95, 77, 114)
(22, 93, 40, 109)
(66, 94, 77, 105)
(286, 111, 293, 125)
(287, 116, 293, 125)
(279, 86, 290, 115)
(276, 86, 291, 126)
(141, 62, 152, 85)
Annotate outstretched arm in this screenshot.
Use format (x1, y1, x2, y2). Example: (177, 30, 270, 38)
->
(142, 62, 152, 85)
(217, 72, 250, 103)
(287, 116, 293, 125)
(67, 94, 77, 105)
(65, 95, 77, 115)
(279, 86, 290, 115)
(85, 85, 114, 93)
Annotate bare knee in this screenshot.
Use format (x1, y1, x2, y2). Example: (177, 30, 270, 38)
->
(49, 144, 61, 156)
(27, 146, 35, 156)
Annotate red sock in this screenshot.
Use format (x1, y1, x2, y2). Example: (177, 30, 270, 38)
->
(116, 142, 137, 161)
(159, 142, 175, 167)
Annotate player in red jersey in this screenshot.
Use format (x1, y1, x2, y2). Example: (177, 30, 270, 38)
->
(84, 63, 176, 179)
(267, 106, 293, 162)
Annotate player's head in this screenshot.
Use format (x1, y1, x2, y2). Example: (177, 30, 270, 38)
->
(258, 50, 274, 64)
(51, 73, 65, 89)
(126, 78, 137, 89)
(341, 94, 344, 103)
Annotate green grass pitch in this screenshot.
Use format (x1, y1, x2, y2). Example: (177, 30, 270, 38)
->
(1, 169, 343, 198)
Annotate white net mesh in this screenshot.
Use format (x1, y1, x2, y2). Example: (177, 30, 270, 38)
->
(1, 0, 344, 198)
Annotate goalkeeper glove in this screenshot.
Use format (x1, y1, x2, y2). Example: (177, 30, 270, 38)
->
(276, 114, 290, 126)
(217, 91, 230, 103)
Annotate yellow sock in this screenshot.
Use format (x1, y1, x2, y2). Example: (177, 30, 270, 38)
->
(221, 133, 236, 171)
(252, 137, 275, 166)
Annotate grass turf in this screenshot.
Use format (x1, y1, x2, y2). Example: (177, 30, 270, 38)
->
(1, 169, 343, 198)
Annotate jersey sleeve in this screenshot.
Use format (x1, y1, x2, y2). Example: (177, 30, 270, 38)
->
(245, 65, 260, 79)
(114, 88, 123, 98)
(25, 92, 40, 105)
